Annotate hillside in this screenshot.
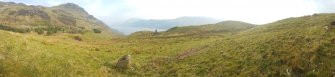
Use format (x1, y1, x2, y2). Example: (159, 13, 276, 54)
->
(137, 13, 335, 76)
(116, 17, 222, 34)
(0, 2, 121, 36)
(129, 20, 256, 37)
(0, 2, 335, 76)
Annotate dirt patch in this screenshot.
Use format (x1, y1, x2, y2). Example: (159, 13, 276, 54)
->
(177, 48, 198, 60)
(176, 45, 209, 60)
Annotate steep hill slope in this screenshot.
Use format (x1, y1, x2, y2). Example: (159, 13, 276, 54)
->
(0, 2, 121, 36)
(142, 13, 335, 76)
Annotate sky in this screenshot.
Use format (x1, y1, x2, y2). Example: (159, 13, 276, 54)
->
(1, 0, 335, 33)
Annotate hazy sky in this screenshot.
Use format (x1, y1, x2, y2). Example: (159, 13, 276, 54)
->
(1, 0, 335, 26)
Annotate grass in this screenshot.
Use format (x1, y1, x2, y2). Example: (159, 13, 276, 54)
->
(0, 13, 335, 77)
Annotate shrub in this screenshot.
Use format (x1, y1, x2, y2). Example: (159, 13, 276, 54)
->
(0, 24, 30, 33)
(34, 29, 44, 34)
(68, 29, 84, 34)
(73, 36, 82, 41)
(93, 29, 101, 33)
(46, 31, 53, 36)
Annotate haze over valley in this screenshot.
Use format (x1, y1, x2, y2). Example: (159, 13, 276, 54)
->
(3, 0, 334, 34)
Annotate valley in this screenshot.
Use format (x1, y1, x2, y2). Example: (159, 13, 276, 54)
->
(0, 1, 335, 77)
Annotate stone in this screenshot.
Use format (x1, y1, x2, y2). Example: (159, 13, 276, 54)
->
(331, 21, 335, 26)
(116, 54, 131, 68)
(15, 9, 50, 20)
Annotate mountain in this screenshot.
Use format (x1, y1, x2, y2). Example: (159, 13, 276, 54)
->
(1, 1, 335, 76)
(133, 13, 335, 76)
(1, 12, 335, 76)
(0, 2, 122, 36)
(125, 13, 335, 76)
(129, 20, 256, 37)
(116, 16, 222, 34)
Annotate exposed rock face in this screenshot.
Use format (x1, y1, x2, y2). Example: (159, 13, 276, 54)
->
(54, 3, 89, 15)
(52, 9, 72, 16)
(116, 55, 131, 69)
(57, 15, 76, 26)
(15, 9, 50, 20)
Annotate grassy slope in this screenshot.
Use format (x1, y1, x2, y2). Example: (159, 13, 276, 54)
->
(0, 2, 121, 37)
(158, 13, 335, 77)
(0, 13, 334, 77)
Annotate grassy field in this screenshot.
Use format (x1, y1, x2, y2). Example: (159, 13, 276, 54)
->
(0, 13, 335, 77)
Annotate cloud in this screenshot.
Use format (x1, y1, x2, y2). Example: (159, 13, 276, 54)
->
(125, 0, 317, 24)
(311, 0, 335, 13)
(2, 0, 334, 34)
(82, 0, 136, 25)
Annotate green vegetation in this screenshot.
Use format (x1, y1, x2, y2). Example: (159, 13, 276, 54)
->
(0, 2, 121, 37)
(0, 24, 30, 33)
(163, 21, 255, 36)
(93, 29, 102, 33)
(0, 13, 335, 76)
(128, 31, 155, 38)
(1, 2, 335, 77)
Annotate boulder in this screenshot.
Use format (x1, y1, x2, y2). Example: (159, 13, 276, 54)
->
(116, 54, 131, 68)
(331, 21, 335, 26)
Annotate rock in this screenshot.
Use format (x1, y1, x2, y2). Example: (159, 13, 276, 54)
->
(116, 54, 131, 69)
(73, 36, 82, 41)
(324, 26, 329, 31)
(331, 21, 335, 26)
(58, 15, 76, 26)
(55, 3, 89, 15)
(15, 9, 50, 20)
(291, 67, 305, 77)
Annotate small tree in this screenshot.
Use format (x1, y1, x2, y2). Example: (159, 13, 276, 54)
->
(153, 29, 159, 35)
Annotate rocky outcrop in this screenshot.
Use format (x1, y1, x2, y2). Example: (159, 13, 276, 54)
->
(58, 15, 76, 26)
(15, 9, 50, 20)
(53, 3, 89, 16)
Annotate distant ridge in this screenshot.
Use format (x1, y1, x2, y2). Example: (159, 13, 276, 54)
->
(116, 16, 222, 34)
